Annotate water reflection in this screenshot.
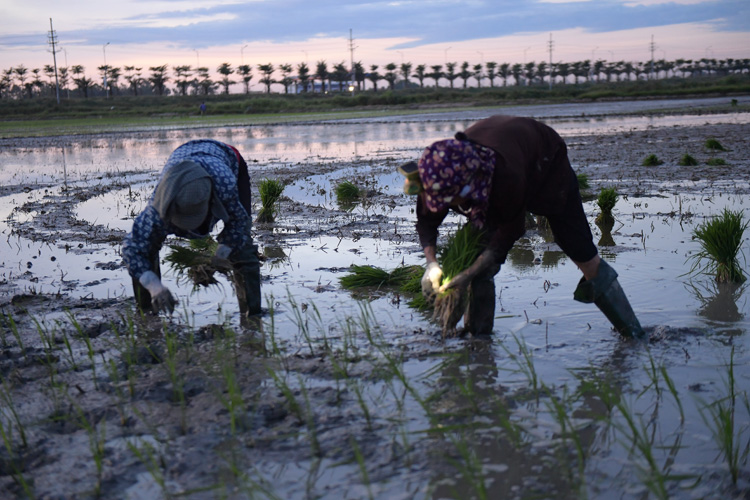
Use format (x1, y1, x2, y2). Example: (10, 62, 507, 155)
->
(688, 280, 747, 323)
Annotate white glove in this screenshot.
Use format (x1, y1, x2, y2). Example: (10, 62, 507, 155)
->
(211, 243, 233, 271)
(421, 262, 443, 299)
(139, 271, 176, 314)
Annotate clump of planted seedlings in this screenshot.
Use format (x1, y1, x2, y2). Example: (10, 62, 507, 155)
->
(256, 178, 285, 223)
(688, 208, 748, 283)
(576, 173, 590, 190)
(165, 236, 228, 288)
(335, 180, 361, 206)
(704, 138, 726, 151)
(595, 187, 618, 226)
(642, 154, 664, 167)
(679, 153, 698, 166)
(707, 158, 727, 166)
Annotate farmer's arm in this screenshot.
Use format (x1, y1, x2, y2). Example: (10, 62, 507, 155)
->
(213, 172, 252, 251)
(416, 193, 448, 258)
(122, 206, 168, 280)
(441, 215, 525, 292)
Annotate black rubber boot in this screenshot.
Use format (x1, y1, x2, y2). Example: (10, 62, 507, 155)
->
(230, 241, 262, 320)
(132, 253, 161, 313)
(463, 263, 501, 336)
(574, 260, 646, 340)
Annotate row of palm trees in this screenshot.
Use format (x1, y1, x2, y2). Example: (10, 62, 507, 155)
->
(2, 56, 747, 99)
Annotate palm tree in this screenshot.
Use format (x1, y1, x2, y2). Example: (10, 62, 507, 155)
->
(499, 63, 510, 86)
(43, 64, 56, 96)
(368, 64, 381, 91)
(71, 65, 93, 98)
(556, 62, 570, 84)
(124, 66, 143, 96)
(173, 66, 192, 96)
(511, 63, 522, 86)
(353, 61, 365, 91)
(14, 65, 30, 98)
(523, 61, 536, 86)
(296, 62, 309, 92)
(148, 65, 169, 95)
(414, 64, 426, 88)
(485, 62, 497, 87)
(106, 66, 121, 96)
(217, 63, 234, 94)
(278, 64, 294, 93)
(331, 62, 349, 92)
(384, 63, 398, 90)
(58, 66, 70, 97)
(258, 63, 275, 93)
(314, 60, 328, 93)
(237, 64, 253, 93)
(445, 62, 458, 88)
(399, 62, 412, 88)
(472, 63, 483, 88)
(195, 67, 214, 95)
(429, 64, 443, 88)
(459, 61, 471, 88)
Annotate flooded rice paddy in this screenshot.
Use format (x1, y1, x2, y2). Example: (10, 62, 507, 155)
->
(1, 98, 749, 499)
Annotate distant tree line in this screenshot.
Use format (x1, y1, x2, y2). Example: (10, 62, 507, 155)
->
(1, 56, 748, 100)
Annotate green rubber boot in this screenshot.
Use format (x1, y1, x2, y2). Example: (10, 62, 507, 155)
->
(574, 260, 646, 340)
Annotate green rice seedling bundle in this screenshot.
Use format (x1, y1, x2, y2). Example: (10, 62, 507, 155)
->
(689, 208, 749, 283)
(165, 236, 229, 288)
(256, 178, 284, 223)
(679, 153, 698, 166)
(595, 187, 618, 225)
(433, 223, 484, 337)
(707, 158, 727, 166)
(339, 264, 423, 290)
(335, 180, 361, 205)
(704, 138, 726, 151)
(642, 154, 663, 167)
(576, 172, 590, 190)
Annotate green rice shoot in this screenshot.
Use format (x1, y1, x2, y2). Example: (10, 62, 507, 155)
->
(704, 138, 726, 151)
(335, 180, 361, 204)
(257, 178, 285, 222)
(679, 153, 698, 166)
(688, 208, 749, 283)
(642, 154, 663, 167)
(576, 173, 590, 190)
(595, 187, 618, 225)
(707, 158, 727, 166)
(339, 264, 423, 290)
(165, 236, 229, 288)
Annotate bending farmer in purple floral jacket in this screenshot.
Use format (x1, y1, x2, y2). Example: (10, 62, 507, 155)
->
(122, 139, 261, 320)
(400, 115, 645, 340)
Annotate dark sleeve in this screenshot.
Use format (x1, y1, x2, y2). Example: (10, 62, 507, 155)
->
(236, 153, 253, 216)
(485, 215, 526, 264)
(415, 194, 448, 249)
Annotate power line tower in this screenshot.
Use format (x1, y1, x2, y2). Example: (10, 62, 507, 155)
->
(547, 33, 554, 90)
(47, 18, 61, 104)
(348, 29, 357, 92)
(649, 34, 656, 80)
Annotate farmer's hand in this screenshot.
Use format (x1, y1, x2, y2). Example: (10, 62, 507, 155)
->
(421, 262, 443, 299)
(139, 271, 176, 314)
(210, 243, 233, 272)
(439, 269, 473, 293)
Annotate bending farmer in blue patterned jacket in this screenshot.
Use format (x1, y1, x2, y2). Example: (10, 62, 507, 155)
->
(122, 139, 261, 321)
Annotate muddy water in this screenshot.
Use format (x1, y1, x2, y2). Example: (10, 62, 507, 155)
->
(1, 99, 749, 498)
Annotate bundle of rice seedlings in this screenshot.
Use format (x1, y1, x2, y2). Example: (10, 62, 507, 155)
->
(165, 236, 229, 289)
(577, 172, 590, 190)
(335, 180, 361, 206)
(707, 158, 727, 166)
(595, 187, 618, 226)
(432, 223, 484, 337)
(679, 153, 698, 166)
(339, 264, 423, 290)
(688, 208, 748, 283)
(642, 154, 663, 167)
(704, 138, 726, 151)
(256, 178, 284, 223)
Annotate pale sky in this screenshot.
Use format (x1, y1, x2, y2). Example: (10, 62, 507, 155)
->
(1, 0, 748, 91)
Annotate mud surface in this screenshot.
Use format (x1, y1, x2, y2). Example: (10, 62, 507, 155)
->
(1, 99, 749, 499)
